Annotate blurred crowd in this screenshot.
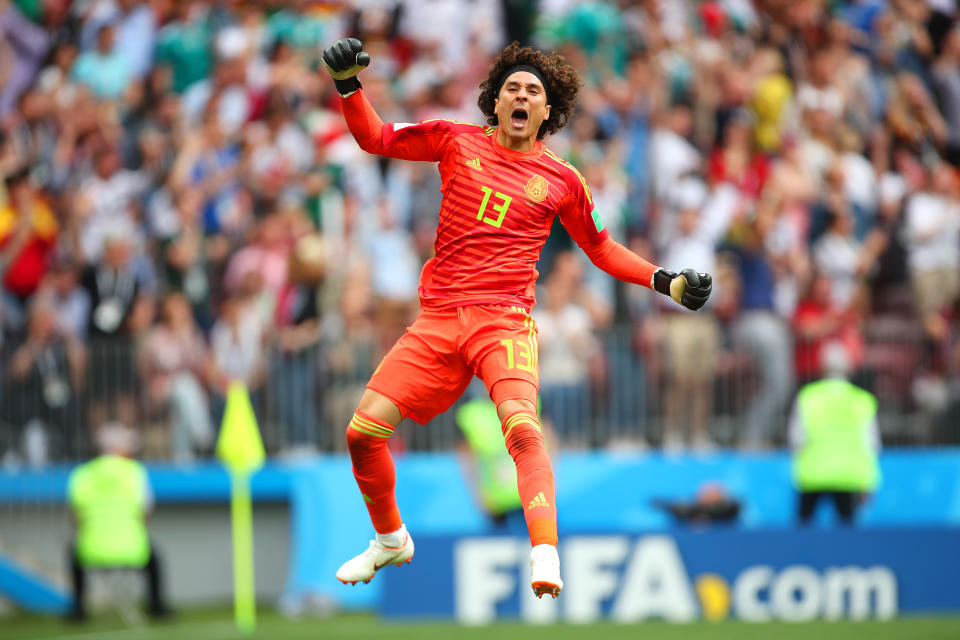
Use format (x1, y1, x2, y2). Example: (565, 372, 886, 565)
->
(1, 0, 960, 464)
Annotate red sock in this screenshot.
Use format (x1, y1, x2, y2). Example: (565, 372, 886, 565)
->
(502, 411, 557, 546)
(346, 411, 402, 533)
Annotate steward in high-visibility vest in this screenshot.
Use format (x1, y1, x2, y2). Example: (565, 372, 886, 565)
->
(66, 424, 170, 621)
(789, 375, 880, 525)
(455, 398, 523, 525)
(69, 455, 151, 568)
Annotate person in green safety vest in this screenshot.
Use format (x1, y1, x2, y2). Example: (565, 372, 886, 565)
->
(455, 393, 555, 533)
(455, 397, 523, 529)
(66, 423, 170, 621)
(789, 342, 881, 525)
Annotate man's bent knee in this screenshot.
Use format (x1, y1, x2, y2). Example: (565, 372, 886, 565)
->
(357, 389, 402, 426)
(491, 379, 538, 422)
(497, 398, 537, 422)
(346, 423, 376, 453)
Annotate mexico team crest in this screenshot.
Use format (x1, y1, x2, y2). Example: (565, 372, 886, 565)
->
(524, 175, 549, 203)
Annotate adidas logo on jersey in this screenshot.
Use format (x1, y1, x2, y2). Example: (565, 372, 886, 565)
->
(465, 157, 482, 170)
(528, 492, 550, 509)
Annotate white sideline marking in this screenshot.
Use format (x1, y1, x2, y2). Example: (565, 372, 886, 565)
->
(35, 620, 237, 640)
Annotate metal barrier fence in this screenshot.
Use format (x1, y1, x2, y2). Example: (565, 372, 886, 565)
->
(1, 320, 958, 465)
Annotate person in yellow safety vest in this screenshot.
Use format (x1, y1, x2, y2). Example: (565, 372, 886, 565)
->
(789, 342, 881, 525)
(66, 423, 170, 621)
(455, 397, 524, 530)
(456, 394, 555, 532)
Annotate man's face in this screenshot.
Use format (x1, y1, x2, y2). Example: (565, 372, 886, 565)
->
(494, 71, 551, 144)
(9, 179, 34, 209)
(29, 309, 55, 341)
(97, 26, 115, 54)
(104, 239, 130, 268)
(96, 150, 119, 178)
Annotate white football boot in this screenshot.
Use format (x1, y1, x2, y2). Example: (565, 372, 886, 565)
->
(530, 543, 563, 598)
(336, 529, 414, 585)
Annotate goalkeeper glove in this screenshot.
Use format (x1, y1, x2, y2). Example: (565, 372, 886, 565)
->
(652, 268, 712, 311)
(322, 38, 371, 97)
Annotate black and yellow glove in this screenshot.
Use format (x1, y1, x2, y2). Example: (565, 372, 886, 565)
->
(322, 38, 371, 97)
(652, 268, 712, 311)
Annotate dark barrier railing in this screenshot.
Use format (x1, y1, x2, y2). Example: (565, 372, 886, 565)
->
(0, 322, 956, 465)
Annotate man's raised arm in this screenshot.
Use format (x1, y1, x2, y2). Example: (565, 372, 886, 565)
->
(557, 192, 712, 311)
(323, 38, 450, 162)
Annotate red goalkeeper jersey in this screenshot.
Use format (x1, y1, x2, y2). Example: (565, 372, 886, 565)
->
(341, 90, 657, 310)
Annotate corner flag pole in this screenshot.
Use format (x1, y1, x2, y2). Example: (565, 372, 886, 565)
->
(216, 381, 265, 634)
(230, 471, 256, 632)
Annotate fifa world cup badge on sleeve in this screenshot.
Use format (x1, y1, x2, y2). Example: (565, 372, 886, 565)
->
(524, 175, 549, 203)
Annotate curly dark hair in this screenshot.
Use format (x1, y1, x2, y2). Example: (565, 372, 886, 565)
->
(477, 42, 582, 140)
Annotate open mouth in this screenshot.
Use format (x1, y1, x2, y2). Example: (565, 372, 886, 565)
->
(510, 108, 529, 129)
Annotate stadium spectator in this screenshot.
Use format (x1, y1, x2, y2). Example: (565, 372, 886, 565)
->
(657, 180, 732, 449)
(904, 162, 960, 342)
(3, 295, 85, 464)
(138, 292, 212, 462)
(649, 100, 700, 245)
(271, 233, 324, 454)
(0, 167, 58, 304)
(812, 202, 867, 310)
(181, 30, 253, 139)
(792, 272, 864, 385)
(708, 108, 770, 199)
(2, 87, 57, 185)
(729, 223, 795, 448)
(37, 257, 90, 342)
(169, 112, 247, 238)
(534, 251, 599, 445)
(82, 226, 154, 433)
(366, 196, 420, 350)
(156, 187, 212, 326)
(0, 0, 48, 117)
(76, 145, 148, 263)
(207, 292, 267, 412)
(323, 266, 378, 448)
(80, 0, 158, 80)
(154, 0, 214, 94)
(886, 72, 948, 156)
(933, 25, 960, 167)
(71, 24, 133, 102)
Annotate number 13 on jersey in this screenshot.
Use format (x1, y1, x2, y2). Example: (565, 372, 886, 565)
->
(500, 336, 538, 376)
(477, 185, 513, 229)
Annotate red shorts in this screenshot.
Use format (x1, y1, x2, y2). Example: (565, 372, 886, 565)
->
(367, 304, 539, 424)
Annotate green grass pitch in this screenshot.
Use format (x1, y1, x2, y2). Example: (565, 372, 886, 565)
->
(2, 610, 959, 640)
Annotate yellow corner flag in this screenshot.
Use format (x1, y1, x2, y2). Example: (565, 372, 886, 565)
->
(217, 381, 266, 474)
(215, 381, 265, 634)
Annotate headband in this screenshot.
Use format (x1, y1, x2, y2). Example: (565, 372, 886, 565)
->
(497, 65, 550, 104)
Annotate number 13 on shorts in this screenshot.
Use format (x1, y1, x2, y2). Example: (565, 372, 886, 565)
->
(500, 336, 538, 377)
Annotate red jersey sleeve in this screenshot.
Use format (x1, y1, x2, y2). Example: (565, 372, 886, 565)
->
(557, 172, 659, 289)
(341, 89, 454, 162)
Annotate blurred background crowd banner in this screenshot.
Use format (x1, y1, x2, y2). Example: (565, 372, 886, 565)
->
(1, 0, 960, 627)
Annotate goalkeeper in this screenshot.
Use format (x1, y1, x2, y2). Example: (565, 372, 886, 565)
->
(323, 38, 712, 598)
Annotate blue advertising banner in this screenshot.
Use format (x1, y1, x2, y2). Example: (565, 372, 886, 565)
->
(3, 451, 959, 612)
(381, 529, 960, 623)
